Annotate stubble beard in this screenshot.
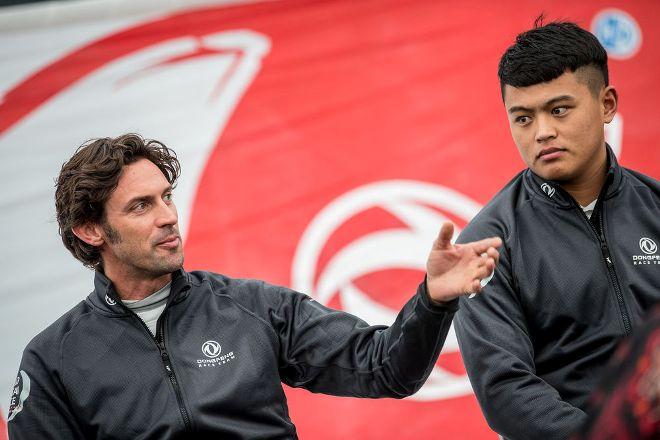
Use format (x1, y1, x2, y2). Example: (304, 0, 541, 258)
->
(103, 221, 184, 278)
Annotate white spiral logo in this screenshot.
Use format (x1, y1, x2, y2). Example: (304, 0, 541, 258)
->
(639, 237, 657, 255)
(292, 180, 482, 401)
(202, 340, 222, 358)
(540, 183, 555, 197)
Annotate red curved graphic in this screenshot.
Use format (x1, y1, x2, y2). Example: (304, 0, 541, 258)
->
(2, 1, 659, 438)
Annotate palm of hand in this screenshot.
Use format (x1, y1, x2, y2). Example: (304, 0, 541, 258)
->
(425, 223, 501, 303)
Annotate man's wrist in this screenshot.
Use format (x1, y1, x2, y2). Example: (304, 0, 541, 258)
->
(422, 276, 459, 311)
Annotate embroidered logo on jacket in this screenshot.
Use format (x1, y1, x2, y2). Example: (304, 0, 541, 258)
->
(632, 237, 659, 265)
(540, 183, 555, 197)
(7, 370, 30, 422)
(640, 237, 657, 255)
(105, 294, 117, 306)
(197, 340, 236, 368)
(202, 340, 221, 358)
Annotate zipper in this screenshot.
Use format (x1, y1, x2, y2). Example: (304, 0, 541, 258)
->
(117, 300, 193, 432)
(596, 210, 631, 335)
(576, 198, 632, 335)
(155, 318, 192, 432)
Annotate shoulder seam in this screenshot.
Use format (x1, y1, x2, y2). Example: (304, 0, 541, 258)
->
(208, 279, 279, 340)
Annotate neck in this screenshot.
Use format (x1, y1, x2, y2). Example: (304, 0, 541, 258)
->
(103, 265, 172, 301)
(560, 147, 608, 207)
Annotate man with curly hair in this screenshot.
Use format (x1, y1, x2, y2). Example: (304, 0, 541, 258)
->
(8, 133, 501, 439)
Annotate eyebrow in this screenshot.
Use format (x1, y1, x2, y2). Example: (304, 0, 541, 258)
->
(507, 95, 575, 114)
(123, 185, 173, 210)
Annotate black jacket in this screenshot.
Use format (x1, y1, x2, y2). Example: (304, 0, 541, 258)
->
(454, 148, 660, 440)
(8, 270, 456, 439)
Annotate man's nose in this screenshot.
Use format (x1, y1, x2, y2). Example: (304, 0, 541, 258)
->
(535, 114, 557, 143)
(155, 200, 178, 227)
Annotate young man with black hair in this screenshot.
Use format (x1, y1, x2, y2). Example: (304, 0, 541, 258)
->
(454, 19, 660, 440)
(7, 134, 501, 439)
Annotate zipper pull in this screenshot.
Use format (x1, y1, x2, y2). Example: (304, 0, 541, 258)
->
(600, 240, 609, 254)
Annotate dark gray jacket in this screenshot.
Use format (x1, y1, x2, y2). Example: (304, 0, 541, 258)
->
(8, 269, 456, 439)
(455, 147, 660, 440)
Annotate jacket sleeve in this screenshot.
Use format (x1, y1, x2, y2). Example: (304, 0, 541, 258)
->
(454, 229, 587, 439)
(8, 343, 85, 439)
(263, 280, 456, 398)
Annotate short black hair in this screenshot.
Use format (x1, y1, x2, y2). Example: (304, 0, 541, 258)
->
(498, 16, 608, 99)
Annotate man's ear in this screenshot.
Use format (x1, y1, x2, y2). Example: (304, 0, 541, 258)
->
(602, 85, 618, 124)
(72, 223, 105, 247)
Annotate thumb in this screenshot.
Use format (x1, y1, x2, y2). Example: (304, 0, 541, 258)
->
(433, 222, 454, 251)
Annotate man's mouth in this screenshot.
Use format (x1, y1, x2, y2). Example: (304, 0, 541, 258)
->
(156, 235, 180, 249)
(538, 147, 566, 161)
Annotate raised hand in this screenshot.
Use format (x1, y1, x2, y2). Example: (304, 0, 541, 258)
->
(426, 222, 502, 303)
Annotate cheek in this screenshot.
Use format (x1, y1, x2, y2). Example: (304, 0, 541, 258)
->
(566, 116, 601, 149)
(119, 223, 153, 247)
(510, 129, 534, 159)
(574, 105, 603, 133)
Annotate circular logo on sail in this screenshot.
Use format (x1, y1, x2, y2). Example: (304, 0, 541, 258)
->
(292, 180, 482, 401)
(592, 9, 642, 59)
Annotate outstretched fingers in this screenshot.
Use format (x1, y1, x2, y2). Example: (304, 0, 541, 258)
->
(466, 253, 496, 296)
(468, 236, 502, 256)
(485, 246, 499, 266)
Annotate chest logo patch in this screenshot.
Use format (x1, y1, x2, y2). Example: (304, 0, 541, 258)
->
(202, 340, 221, 358)
(639, 237, 657, 255)
(633, 237, 659, 265)
(197, 339, 236, 368)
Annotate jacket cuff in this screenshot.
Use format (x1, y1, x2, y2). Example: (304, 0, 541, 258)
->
(419, 276, 459, 313)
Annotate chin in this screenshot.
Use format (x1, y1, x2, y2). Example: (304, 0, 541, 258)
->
(152, 254, 184, 275)
(531, 164, 572, 182)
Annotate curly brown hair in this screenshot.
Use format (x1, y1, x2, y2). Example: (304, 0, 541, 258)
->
(55, 134, 180, 269)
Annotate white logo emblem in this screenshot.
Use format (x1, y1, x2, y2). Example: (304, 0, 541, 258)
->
(292, 180, 483, 401)
(197, 340, 235, 368)
(202, 340, 222, 358)
(541, 183, 555, 197)
(105, 294, 117, 306)
(592, 9, 642, 59)
(640, 237, 657, 255)
(7, 370, 31, 422)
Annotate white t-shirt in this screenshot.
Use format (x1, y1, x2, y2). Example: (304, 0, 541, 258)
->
(122, 282, 171, 336)
(581, 199, 598, 219)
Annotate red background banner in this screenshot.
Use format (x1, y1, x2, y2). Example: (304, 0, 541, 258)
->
(1, 1, 658, 438)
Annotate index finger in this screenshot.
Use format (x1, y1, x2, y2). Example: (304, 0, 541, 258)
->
(433, 222, 455, 251)
(466, 236, 502, 255)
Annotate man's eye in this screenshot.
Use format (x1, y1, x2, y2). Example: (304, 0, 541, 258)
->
(133, 202, 148, 211)
(515, 116, 531, 125)
(552, 107, 568, 116)
(164, 193, 173, 202)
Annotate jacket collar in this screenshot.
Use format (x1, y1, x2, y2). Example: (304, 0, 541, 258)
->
(523, 144, 623, 208)
(89, 268, 192, 315)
